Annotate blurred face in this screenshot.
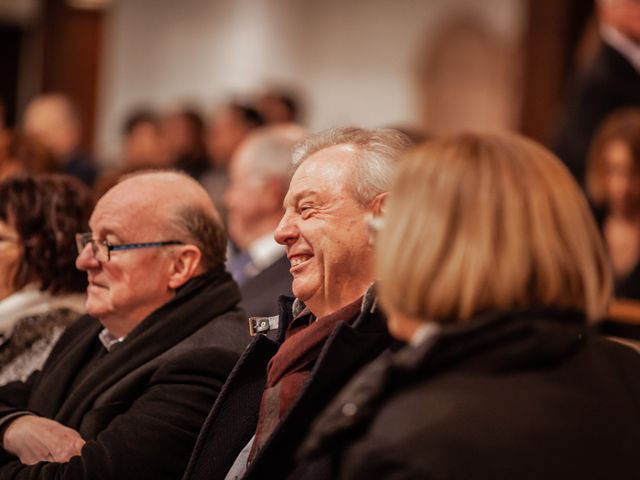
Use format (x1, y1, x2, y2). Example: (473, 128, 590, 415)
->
(162, 114, 198, 158)
(603, 140, 640, 215)
(23, 98, 79, 159)
(124, 122, 169, 168)
(75, 191, 177, 333)
(274, 145, 376, 318)
(206, 108, 252, 166)
(0, 220, 21, 301)
(224, 150, 272, 249)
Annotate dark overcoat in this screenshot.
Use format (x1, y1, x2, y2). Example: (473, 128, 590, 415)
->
(295, 309, 640, 480)
(0, 266, 250, 480)
(183, 291, 395, 480)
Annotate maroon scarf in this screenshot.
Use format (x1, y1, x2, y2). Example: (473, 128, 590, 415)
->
(248, 296, 363, 461)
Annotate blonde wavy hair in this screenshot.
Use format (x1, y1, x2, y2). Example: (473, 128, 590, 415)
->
(377, 132, 612, 324)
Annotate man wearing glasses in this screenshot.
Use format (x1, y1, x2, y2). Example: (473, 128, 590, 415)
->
(0, 171, 249, 480)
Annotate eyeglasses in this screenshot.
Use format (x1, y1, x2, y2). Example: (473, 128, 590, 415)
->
(75, 233, 183, 262)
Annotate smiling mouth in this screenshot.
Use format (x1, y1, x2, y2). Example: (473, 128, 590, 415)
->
(289, 255, 312, 269)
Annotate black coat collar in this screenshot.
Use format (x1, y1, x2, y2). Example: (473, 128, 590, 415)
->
(300, 308, 588, 459)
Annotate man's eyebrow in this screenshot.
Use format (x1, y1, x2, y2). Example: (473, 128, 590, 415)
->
(283, 189, 320, 208)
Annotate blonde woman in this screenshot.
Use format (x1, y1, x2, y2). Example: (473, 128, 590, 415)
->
(294, 133, 640, 480)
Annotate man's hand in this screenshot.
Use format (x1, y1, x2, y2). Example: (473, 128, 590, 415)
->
(2, 415, 85, 465)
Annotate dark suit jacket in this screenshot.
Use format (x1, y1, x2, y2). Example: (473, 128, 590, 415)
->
(296, 309, 640, 480)
(239, 255, 293, 318)
(0, 267, 250, 480)
(552, 42, 640, 183)
(183, 291, 395, 480)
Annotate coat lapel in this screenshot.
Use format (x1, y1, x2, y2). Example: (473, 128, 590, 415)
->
(246, 316, 392, 479)
(184, 334, 279, 480)
(28, 318, 102, 417)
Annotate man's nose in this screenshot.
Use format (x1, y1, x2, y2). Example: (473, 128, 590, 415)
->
(76, 243, 99, 271)
(274, 211, 298, 246)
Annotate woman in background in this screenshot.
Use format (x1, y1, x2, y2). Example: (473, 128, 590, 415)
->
(295, 133, 640, 480)
(0, 174, 91, 384)
(586, 107, 640, 299)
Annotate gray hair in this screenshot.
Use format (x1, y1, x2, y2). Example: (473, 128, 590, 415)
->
(172, 205, 227, 270)
(292, 127, 413, 205)
(239, 124, 306, 189)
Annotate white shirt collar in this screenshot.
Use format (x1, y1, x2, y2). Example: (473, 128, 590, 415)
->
(247, 232, 286, 271)
(98, 328, 126, 352)
(601, 25, 640, 74)
(410, 322, 441, 347)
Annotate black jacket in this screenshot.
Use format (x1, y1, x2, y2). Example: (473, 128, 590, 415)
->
(0, 266, 250, 480)
(296, 309, 640, 480)
(183, 290, 395, 480)
(239, 255, 293, 318)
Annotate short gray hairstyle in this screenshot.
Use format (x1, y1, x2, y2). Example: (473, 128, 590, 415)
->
(172, 205, 227, 270)
(292, 127, 413, 205)
(238, 124, 306, 189)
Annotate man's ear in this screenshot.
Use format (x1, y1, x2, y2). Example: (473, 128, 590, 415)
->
(369, 192, 388, 216)
(168, 245, 202, 289)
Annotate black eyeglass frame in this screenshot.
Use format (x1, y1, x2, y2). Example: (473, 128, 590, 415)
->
(75, 232, 184, 262)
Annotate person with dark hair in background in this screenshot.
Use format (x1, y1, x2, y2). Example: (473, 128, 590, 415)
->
(255, 90, 302, 125)
(120, 109, 169, 170)
(0, 174, 91, 385)
(586, 107, 640, 300)
(199, 102, 265, 220)
(162, 107, 210, 179)
(296, 132, 640, 480)
(22, 94, 98, 186)
(0, 132, 58, 182)
(92, 108, 169, 201)
(0, 171, 249, 480)
(224, 124, 306, 317)
(552, 0, 640, 184)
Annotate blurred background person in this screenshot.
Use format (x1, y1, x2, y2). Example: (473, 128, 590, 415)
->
(586, 107, 640, 300)
(553, 0, 640, 184)
(296, 132, 640, 479)
(200, 102, 265, 219)
(21, 94, 99, 186)
(0, 132, 57, 182)
(162, 106, 209, 179)
(0, 173, 91, 385)
(120, 108, 169, 170)
(93, 108, 169, 201)
(224, 124, 305, 317)
(255, 89, 303, 125)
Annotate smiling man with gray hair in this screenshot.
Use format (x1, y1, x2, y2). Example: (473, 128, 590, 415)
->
(225, 124, 306, 317)
(182, 127, 412, 480)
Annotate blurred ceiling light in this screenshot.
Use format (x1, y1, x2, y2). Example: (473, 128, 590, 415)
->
(67, 0, 111, 11)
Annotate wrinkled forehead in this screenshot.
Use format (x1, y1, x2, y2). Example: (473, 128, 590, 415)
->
(285, 145, 358, 202)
